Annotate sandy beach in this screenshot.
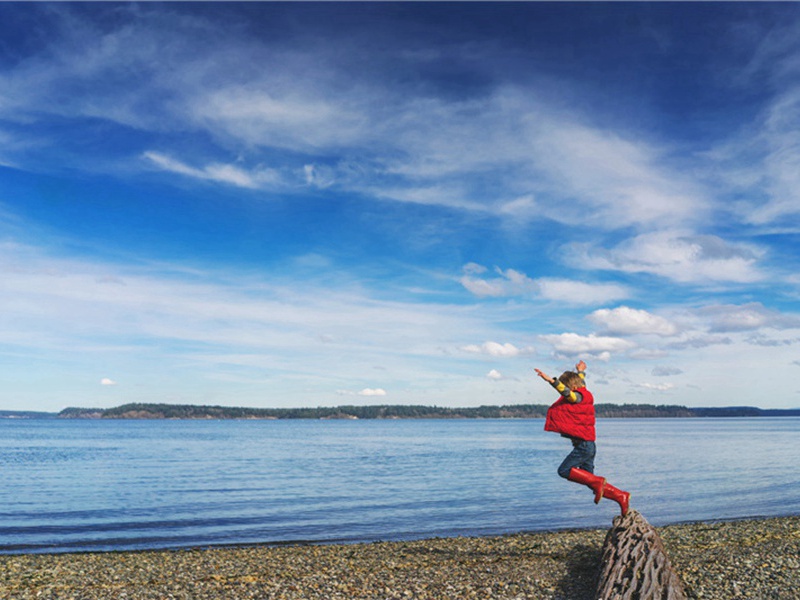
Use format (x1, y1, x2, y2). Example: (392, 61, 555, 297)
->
(1, 515, 798, 599)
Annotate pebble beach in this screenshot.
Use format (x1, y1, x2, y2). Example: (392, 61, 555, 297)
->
(1, 515, 798, 600)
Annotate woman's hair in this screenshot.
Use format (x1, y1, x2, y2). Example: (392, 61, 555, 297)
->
(558, 371, 584, 389)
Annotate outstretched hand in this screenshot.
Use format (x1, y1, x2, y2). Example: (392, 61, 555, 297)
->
(534, 368, 554, 384)
(576, 360, 587, 372)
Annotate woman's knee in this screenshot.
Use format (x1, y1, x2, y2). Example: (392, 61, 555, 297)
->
(557, 464, 572, 479)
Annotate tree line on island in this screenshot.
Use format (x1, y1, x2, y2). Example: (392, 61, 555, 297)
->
(50, 402, 800, 420)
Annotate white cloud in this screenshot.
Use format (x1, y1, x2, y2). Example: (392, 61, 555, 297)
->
(460, 265, 628, 305)
(368, 87, 709, 230)
(696, 302, 800, 333)
(531, 120, 710, 229)
(539, 332, 635, 359)
(143, 151, 282, 189)
(537, 279, 629, 306)
(0, 242, 499, 388)
(358, 179, 490, 212)
(496, 195, 538, 219)
(303, 164, 336, 188)
(100, 378, 117, 386)
(589, 306, 678, 337)
(462, 341, 533, 357)
(459, 266, 537, 298)
(638, 382, 675, 392)
(711, 22, 800, 227)
(358, 388, 387, 397)
(486, 369, 504, 380)
(570, 231, 765, 284)
(190, 85, 371, 152)
(459, 275, 509, 298)
(1, 8, 715, 234)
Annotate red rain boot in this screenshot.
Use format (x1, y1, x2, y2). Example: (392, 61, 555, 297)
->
(567, 467, 606, 504)
(602, 482, 631, 517)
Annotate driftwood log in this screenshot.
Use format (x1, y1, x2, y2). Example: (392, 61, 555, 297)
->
(595, 509, 688, 600)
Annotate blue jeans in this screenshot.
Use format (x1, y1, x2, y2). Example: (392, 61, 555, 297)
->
(557, 437, 596, 479)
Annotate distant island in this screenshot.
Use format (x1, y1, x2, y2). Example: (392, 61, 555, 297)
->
(3, 403, 798, 420)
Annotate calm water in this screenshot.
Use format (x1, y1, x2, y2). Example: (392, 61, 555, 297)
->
(1, 418, 799, 554)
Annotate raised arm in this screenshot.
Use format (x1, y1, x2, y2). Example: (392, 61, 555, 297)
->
(576, 360, 586, 385)
(535, 363, 585, 403)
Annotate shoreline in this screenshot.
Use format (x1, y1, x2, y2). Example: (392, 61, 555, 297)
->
(11, 403, 800, 420)
(1, 515, 798, 599)
(3, 511, 794, 557)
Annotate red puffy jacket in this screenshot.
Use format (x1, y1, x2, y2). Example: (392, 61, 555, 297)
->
(544, 387, 595, 441)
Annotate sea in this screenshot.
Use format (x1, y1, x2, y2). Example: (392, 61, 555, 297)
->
(1, 417, 799, 554)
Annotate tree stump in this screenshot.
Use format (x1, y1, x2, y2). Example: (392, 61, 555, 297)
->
(594, 509, 687, 600)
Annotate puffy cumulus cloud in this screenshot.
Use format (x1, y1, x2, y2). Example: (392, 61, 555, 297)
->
(569, 231, 765, 284)
(100, 378, 117, 386)
(459, 264, 628, 305)
(486, 369, 504, 381)
(539, 332, 635, 359)
(697, 302, 800, 333)
(336, 388, 388, 397)
(462, 341, 533, 357)
(358, 388, 387, 397)
(588, 306, 678, 337)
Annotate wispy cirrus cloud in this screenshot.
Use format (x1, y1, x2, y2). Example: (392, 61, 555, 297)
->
(709, 17, 800, 227)
(0, 6, 716, 237)
(528, 119, 710, 230)
(189, 85, 373, 152)
(0, 242, 493, 383)
(143, 152, 284, 189)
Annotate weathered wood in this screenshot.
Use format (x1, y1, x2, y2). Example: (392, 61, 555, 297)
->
(595, 509, 688, 600)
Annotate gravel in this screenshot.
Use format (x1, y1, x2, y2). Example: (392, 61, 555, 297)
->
(1, 515, 798, 599)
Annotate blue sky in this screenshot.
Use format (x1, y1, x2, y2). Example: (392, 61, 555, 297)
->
(1, 3, 799, 412)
